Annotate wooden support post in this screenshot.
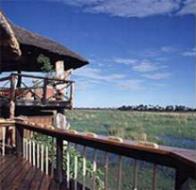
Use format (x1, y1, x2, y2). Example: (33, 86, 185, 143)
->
(16, 71, 22, 88)
(55, 137, 63, 183)
(10, 74, 16, 118)
(9, 75, 16, 147)
(42, 78, 48, 104)
(175, 169, 190, 190)
(70, 82, 74, 109)
(15, 125, 24, 156)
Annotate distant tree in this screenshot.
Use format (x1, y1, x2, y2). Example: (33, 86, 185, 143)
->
(118, 104, 195, 112)
(166, 105, 174, 112)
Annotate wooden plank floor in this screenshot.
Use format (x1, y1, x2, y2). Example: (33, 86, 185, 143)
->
(0, 155, 68, 190)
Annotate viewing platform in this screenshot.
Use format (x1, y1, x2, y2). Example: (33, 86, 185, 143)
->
(0, 73, 75, 115)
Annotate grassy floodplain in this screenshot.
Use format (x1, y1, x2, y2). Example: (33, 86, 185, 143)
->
(65, 109, 196, 149)
(64, 109, 196, 189)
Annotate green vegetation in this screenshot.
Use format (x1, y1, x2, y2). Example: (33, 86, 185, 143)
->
(34, 110, 196, 189)
(37, 54, 54, 72)
(65, 110, 196, 149)
(33, 134, 104, 190)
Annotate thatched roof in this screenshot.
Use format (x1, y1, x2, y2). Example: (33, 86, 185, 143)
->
(0, 11, 89, 72)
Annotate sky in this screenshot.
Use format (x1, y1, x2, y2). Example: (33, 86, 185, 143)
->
(0, 0, 195, 108)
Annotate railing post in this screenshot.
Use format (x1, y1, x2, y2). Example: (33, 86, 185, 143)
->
(2, 126, 6, 156)
(55, 137, 63, 183)
(175, 168, 190, 190)
(15, 124, 24, 156)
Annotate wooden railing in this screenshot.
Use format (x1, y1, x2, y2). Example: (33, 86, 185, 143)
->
(0, 73, 75, 109)
(8, 120, 195, 190)
(0, 120, 15, 156)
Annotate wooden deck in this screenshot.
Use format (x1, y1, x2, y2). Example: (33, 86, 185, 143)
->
(1, 120, 196, 190)
(0, 155, 67, 190)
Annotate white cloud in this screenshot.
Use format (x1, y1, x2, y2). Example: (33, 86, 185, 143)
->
(114, 56, 170, 80)
(62, 0, 101, 6)
(178, 0, 196, 15)
(143, 46, 178, 58)
(182, 48, 196, 57)
(61, 0, 195, 18)
(160, 46, 177, 53)
(117, 79, 144, 90)
(114, 58, 137, 65)
(132, 61, 159, 73)
(73, 66, 144, 91)
(143, 72, 171, 80)
(114, 57, 167, 73)
(73, 66, 125, 82)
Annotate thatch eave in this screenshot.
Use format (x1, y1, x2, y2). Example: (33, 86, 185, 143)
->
(0, 11, 89, 72)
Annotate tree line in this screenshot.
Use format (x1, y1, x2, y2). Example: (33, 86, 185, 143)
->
(118, 105, 196, 112)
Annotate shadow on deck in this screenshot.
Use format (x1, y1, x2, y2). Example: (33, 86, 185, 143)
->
(0, 155, 67, 190)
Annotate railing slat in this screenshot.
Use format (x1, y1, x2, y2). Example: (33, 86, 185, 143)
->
(133, 160, 138, 190)
(41, 144, 44, 172)
(104, 152, 109, 190)
(25, 139, 28, 160)
(23, 138, 26, 158)
(37, 143, 40, 169)
(66, 143, 70, 189)
(74, 145, 78, 190)
(118, 155, 122, 190)
(29, 140, 32, 163)
(32, 141, 36, 166)
(152, 164, 157, 190)
(92, 149, 97, 190)
(2, 127, 5, 156)
(45, 146, 49, 175)
(82, 146, 87, 190)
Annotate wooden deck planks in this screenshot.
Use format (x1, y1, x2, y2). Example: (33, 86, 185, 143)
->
(0, 155, 69, 190)
(1, 157, 27, 190)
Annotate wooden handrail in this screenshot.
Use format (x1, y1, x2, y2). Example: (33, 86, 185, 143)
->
(0, 76, 11, 82)
(1, 119, 196, 171)
(10, 73, 74, 83)
(14, 121, 195, 177)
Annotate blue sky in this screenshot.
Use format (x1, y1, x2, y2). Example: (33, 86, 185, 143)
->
(0, 0, 195, 108)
